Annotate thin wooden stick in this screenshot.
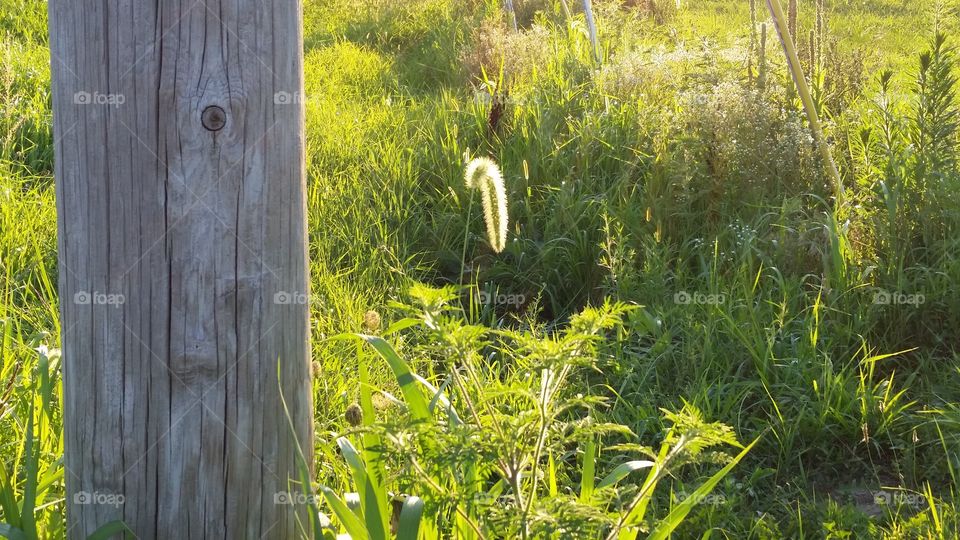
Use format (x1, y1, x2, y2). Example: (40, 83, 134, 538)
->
(766, 0, 845, 204)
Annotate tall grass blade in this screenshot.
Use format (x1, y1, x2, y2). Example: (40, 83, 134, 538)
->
(332, 334, 432, 421)
(923, 483, 942, 536)
(579, 438, 596, 502)
(0, 465, 21, 530)
(338, 437, 390, 539)
(614, 439, 671, 540)
(319, 486, 370, 540)
(417, 374, 463, 425)
(277, 361, 328, 540)
(596, 461, 655, 490)
(19, 401, 36, 539)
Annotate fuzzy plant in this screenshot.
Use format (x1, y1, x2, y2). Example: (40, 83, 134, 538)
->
(815, 0, 825, 75)
(788, 0, 797, 40)
(464, 157, 509, 254)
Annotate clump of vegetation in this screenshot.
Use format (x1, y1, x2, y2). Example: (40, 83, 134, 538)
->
(460, 19, 555, 83)
(683, 81, 819, 208)
(309, 285, 752, 539)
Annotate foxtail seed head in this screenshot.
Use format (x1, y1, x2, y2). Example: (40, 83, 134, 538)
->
(464, 157, 509, 253)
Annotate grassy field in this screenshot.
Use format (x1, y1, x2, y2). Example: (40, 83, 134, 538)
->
(3, 0, 960, 537)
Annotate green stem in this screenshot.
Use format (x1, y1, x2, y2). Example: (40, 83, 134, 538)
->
(459, 193, 475, 288)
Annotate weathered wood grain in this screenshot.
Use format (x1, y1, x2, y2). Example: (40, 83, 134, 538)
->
(47, 1, 313, 537)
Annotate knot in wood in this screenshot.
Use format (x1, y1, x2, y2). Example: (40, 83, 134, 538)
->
(201, 106, 227, 132)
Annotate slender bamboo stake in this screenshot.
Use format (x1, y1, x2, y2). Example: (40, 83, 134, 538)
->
(749, 0, 758, 82)
(583, 0, 600, 63)
(766, 0, 844, 203)
(504, 0, 519, 31)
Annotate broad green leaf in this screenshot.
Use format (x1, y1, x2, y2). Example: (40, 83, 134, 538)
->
(331, 334, 431, 421)
(357, 344, 386, 502)
(383, 318, 421, 336)
(396, 496, 424, 540)
(0, 524, 28, 540)
(618, 440, 671, 539)
(319, 486, 369, 540)
(0, 462, 21, 529)
(85, 520, 134, 540)
(416, 375, 462, 425)
(20, 400, 37, 539)
(579, 438, 596, 502)
(596, 461, 655, 490)
(337, 437, 389, 540)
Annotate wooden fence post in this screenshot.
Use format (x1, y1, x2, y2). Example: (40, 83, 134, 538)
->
(47, 1, 314, 537)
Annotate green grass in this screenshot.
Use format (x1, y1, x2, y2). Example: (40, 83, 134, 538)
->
(3, 0, 960, 537)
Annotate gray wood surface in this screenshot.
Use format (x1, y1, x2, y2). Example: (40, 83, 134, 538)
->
(47, 1, 314, 537)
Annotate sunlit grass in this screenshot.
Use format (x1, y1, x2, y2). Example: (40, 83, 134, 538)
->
(2, 0, 960, 537)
